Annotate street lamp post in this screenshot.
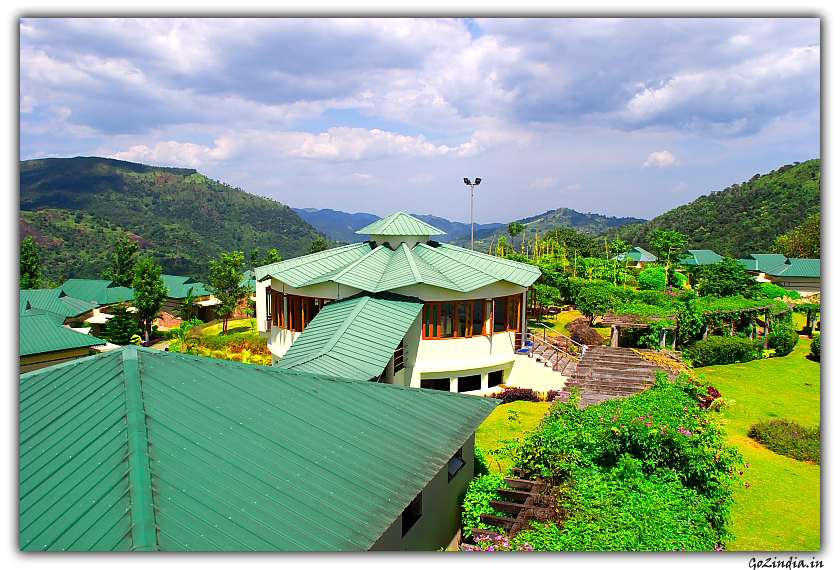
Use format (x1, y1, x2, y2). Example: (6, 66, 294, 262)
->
(463, 177, 481, 250)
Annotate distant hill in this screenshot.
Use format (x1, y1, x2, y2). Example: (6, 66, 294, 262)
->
(448, 207, 646, 251)
(601, 159, 821, 258)
(292, 208, 504, 244)
(20, 157, 327, 283)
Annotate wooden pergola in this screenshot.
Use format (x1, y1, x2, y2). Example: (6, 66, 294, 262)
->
(600, 303, 790, 350)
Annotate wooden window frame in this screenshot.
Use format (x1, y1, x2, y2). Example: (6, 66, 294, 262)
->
(422, 299, 487, 340)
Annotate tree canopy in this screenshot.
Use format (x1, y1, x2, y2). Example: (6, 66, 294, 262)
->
(132, 257, 168, 344)
(20, 236, 41, 289)
(209, 251, 248, 334)
(774, 214, 820, 258)
(102, 236, 139, 287)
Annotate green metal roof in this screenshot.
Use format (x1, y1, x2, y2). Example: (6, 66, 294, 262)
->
(20, 313, 106, 357)
(612, 247, 658, 263)
(20, 346, 498, 551)
(22, 308, 67, 325)
(20, 289, 98, 319)
(57, 279, 135, 305)
(256, 239, 541, 294)
(276, 292, 425, 381)
(240, 270, 256, 291)
(161, 274, 212, 298)
(678, 250, 724, 266)
(763, 258, 820, 279)
(739, 254, 790, 273)
(356, 211, 446, 236)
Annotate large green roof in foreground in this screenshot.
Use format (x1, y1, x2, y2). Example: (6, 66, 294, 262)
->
(20, 346, 497, 551)
(276, 292, 425, 381)
(256, 240, 541, 293)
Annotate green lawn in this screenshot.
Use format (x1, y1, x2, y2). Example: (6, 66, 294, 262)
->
(200, 318, 258, 336)
(475, 400, 550, 476)
(699, 341, 820, 551)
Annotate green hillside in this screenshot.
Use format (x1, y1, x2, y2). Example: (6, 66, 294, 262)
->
(449, 207, 645, 251)
(603, 159, 820, 258)
(20, 157, 327, 282)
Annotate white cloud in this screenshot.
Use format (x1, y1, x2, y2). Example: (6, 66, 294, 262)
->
(529, 178, 557, 189)
(643, 150, 680, 168)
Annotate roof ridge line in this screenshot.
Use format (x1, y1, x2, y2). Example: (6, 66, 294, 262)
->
(332, 244, 387, 283)
(400, 243, 423, 285)
(122, 346, 158, 551)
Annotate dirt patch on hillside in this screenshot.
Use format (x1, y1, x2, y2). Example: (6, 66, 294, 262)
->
(20, 218, 62, 246)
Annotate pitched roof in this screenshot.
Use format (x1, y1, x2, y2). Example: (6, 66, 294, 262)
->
(356, 211, 446, 236)
(611, 246, 657, 263)
(19, 313, 106, 357)
(276, 292, 425, 381)
(240, 270, 256, 291)
(256, 241, 541, 293)
(738, 254, 790, 273)
(57, 279, 135, 305)
(20, 346, 498, 551)
(678, 250, 724, 266)
(763, 258, 820, 279)
(20, 289, 98, 319)
(161, 274, 212, 298)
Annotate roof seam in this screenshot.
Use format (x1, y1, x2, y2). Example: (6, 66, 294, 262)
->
(122, 347, 158, 551)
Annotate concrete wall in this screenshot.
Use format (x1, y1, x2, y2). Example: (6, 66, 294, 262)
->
(767, 277, 820, 297)
(20, 349, 92, 374)
(369, 434, 475, 551)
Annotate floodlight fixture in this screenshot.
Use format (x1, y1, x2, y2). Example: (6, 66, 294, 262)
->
(463, 177, 482, 250)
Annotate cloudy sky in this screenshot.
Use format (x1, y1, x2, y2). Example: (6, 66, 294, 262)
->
(19, 16, 820, 224)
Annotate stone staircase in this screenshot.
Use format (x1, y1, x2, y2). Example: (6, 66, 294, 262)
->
(559, 346, 681, 408)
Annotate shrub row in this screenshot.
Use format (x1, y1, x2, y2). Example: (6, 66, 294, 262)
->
(683, 336, 764, 367)
(747, 419, 820, 464)
(465, 374, 745, 550)
(767, 329, 799, 357)
(810, 333, 820, 361)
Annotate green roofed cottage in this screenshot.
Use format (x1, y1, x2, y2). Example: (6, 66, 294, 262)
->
(255, 212, 548, 393)
(20, 346, 497, 551)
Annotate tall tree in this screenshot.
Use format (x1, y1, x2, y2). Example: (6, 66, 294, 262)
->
(209, 251, 248, 334)
(774, 214, 820, 258)
(695, 257, 757, 298)
(649, 229, 689, 277)
(100, 304, 143, 346)
(249, 248, 261, 270)
(20, 236, 42, 289)
(102, 236, 139, 286)
(132, 257, 168, 345)
(263, 249, 282, 265)
(307, 237, 329, 254)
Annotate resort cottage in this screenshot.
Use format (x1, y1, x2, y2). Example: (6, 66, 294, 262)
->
(255, 212, 557, 393)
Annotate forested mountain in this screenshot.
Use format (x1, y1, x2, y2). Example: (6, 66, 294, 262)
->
(602, 159, 820, 258)
(292, 207, 504, 244)
(20, 157, 327, 282)
(448, 207, 646, 251)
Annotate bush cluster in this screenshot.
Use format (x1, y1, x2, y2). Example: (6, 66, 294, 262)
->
(491, 387, 540, 404)
(756, 282, 801, 300)
(491, 374, 745, 550)
(748, 419, 820, 464)
(767, 329, 799, 357)
(683, 336, 764, 367)
(638, 266, 667, 291)
(696, 383, 723, 409)
(461, 474, 509, 537)
(810, 334, 820, 360)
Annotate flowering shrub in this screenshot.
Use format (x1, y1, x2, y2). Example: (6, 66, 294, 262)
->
(696, 383, 722, 409)
(545, 390, 562, 403)
(683, 336, 764, 367)
(507, 372, 743, 550)
(491, 387, 540, 404)
(767, 329, 799, 357)
(462, 533, 534, 551)
(748, 419, 820, 464)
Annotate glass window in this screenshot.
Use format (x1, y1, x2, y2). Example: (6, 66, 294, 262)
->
(493, 298, 507, 333)
(473, 300, 485, 335)
(440, 302, 456, 338)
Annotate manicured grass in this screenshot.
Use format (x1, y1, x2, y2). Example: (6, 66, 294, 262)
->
(700, 342, 820, 551)
(200, 318, 258, 336)
(475, 400, 550, 476)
